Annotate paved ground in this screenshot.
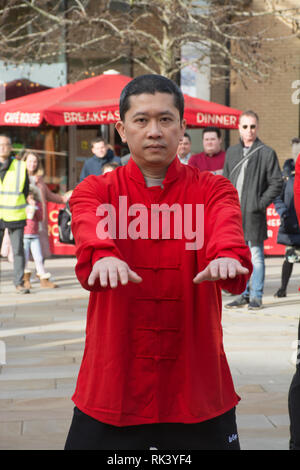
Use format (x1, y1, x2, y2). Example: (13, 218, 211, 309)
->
(0, 255, 299, 450)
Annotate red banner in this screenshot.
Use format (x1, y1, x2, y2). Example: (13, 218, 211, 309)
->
(264, 203, 285, 255)
(47, 202, 76, 256)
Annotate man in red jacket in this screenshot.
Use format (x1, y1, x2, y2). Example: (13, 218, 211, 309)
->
(188, 126, 226, 175)
(289, 152, 300, 450)
(64, 74, 252, 450)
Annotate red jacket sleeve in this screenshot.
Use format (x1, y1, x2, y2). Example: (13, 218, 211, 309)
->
(294, 154, 300, 225)
(69, 175, 125, 291)
(201, 173, 252, 294)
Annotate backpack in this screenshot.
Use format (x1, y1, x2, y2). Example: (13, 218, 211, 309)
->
(58, 201, 75, 245)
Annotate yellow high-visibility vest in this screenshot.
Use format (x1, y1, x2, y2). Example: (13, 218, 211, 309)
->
(0, 158, 27, 222)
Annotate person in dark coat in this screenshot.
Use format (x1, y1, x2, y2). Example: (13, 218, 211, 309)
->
(223, 110, 282, 310)
(79, 137, 121, 182)
(289, 152, 300, 450)
(274, 158, 300, 297)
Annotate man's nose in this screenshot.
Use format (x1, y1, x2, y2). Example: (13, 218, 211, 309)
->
(147, 120, 162, 138)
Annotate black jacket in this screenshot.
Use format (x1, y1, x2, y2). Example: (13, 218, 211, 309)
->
(274, 159, 300, 247)
(223, 138, 283, 244)
(79, 150, 121, 182)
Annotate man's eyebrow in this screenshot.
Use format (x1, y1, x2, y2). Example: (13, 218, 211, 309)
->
(131, 110, 176, 118)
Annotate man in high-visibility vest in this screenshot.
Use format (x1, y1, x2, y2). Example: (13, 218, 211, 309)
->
(0, 134, 30, 293)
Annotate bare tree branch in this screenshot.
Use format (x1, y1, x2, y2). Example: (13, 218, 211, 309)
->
(0, 0, 299, 84)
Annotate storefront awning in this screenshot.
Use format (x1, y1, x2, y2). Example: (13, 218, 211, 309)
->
(0, 72, 241, 129)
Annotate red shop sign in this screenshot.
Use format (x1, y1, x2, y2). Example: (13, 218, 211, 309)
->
(47, 202, 76, 256)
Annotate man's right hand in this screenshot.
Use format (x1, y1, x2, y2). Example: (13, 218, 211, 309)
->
(88, 256, 143, 288)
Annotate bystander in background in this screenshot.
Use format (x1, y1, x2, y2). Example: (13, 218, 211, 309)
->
(0, 134, 29, 294)
(223, 111, 282, 310)
(177, 132, 192, 164)
(22, 151, 68, 263)
(288, 150, 300, 450)
(79, 137, 120, 181)
(23, 186, 57, 289)
(188, 127, 225, 175)
(102, 161, 119, 174)
(274, 151, 300, 297)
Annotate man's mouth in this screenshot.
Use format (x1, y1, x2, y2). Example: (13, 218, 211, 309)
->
(144, 144, 166, 150)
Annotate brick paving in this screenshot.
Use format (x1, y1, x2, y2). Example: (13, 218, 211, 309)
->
(0, 255, 299, 450)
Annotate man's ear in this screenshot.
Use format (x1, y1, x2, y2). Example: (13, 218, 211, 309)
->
(181, 118, 187, 136)
(115, 121, 127, 143)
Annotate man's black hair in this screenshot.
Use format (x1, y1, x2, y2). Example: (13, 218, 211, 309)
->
(202, 127, 221, 139)
(119, 74, 184, 122)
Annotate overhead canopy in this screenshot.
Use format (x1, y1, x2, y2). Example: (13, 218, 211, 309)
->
(2, 78, 50, 101)
(0, 72, 131, 127)
(183, 94, 241, 129)
(0, 72, 241, 129)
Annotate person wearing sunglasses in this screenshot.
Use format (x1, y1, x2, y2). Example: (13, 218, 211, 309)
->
(223, 110, 282, 310)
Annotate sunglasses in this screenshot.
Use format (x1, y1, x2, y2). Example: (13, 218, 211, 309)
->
(241, 124, 256, 130)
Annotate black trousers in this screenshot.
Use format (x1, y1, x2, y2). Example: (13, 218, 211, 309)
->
(64, 406, 240, 450)
(288, 318, 300, 450)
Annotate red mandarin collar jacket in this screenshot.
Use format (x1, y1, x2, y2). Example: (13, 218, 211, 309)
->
(69, 157, 252, 426)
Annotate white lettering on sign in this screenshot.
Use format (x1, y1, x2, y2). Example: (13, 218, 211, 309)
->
(267, 206, 278, 216)
(267, 218, 280, 227)
(196, 113, 238, 127)
(63, 110, 120, 124)
(4, 112, 41, 125)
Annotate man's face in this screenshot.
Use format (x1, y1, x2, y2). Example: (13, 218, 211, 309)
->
(238, 115, 258, 147)
(203, 132, 222, 156)
(0, 136, 12, 161)
(116, 92, 186, 172)
(177, 136, 191, 158)
(92, 141, 107, 159)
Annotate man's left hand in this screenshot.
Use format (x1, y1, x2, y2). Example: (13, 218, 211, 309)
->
(193, 257, 249, 284)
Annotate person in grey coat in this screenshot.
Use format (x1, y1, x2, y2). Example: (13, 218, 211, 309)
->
(223, 110, 282, 310)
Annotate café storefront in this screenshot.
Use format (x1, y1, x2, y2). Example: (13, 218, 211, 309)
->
(0, 72, 282, 256)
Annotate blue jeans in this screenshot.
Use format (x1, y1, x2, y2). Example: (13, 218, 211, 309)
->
(242, 241, 265, 301)
(24, 235, 45, 275)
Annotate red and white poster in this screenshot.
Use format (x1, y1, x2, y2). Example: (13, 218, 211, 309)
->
(47, 202, 76, 256)
(264, 203, 285, 255)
